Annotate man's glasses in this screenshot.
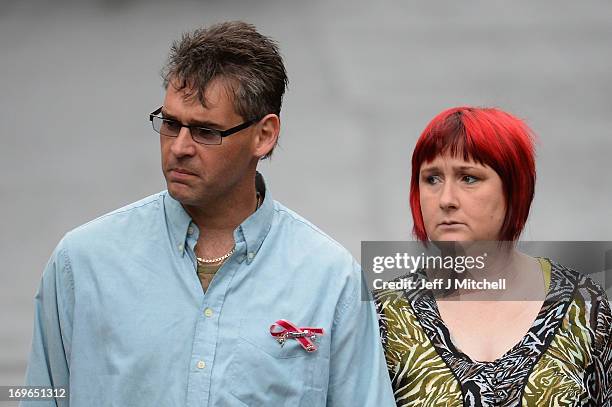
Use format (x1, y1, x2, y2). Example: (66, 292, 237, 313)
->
(149, 107, 258, 145)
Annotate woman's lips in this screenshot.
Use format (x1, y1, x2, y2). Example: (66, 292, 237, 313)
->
(438, 222, 465, 228)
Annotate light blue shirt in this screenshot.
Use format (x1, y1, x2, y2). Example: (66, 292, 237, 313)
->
(23, 176, 395, 406)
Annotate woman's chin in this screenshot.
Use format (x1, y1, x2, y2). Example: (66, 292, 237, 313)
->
(432, 231, 473, 242)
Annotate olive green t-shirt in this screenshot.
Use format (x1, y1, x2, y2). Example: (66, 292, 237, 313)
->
(196, 262, 223, 293)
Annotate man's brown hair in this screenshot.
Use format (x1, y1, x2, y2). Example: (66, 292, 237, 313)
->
(162, 21, 288, 157)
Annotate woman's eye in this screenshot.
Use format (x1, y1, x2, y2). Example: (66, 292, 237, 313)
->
(425, 175, 441, 185)
(462, 175, 479, 184)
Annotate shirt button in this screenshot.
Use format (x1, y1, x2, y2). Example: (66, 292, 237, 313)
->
(178, 244, 184, 252)
(204, 308, 214, 318)
(247, 252, 255, 260)
(196, 360, 206, 369)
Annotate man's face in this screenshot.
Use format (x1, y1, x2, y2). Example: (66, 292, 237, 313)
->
(160, 79, 258, 206)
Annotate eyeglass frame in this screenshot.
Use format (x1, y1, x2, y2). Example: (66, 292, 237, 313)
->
(149, 106, 259, 145)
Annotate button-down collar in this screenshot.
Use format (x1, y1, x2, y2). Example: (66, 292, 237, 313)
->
(163, 172, 273, 264)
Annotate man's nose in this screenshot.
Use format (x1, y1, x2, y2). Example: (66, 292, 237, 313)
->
(439, 180, 459, 210)
(170, 127, 196, 157)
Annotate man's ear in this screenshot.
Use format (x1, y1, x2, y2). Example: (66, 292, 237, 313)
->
(253, 114, 280, 158)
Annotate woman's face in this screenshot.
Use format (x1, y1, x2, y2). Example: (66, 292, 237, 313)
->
(419, 154, 506, 241)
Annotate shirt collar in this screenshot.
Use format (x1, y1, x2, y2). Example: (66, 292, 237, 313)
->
(163, 172, 274, 264)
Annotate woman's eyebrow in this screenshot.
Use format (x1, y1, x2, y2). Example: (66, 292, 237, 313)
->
(420, 166, 440, 174)
(420, 165, 481, 174)
(454, 165, 479, 171)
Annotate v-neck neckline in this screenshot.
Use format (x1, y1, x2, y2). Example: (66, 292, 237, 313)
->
(413, 259, 576, 364)
(431, 258, 549, 365)
(404, 259, 578, 404)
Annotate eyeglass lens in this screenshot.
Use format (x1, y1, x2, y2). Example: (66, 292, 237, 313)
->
(152, 117, 221, 145)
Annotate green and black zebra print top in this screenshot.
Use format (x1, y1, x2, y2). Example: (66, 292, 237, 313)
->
(374, 259, 611, 406)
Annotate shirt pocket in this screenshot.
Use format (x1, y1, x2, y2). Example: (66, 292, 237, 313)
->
(228, 318, 324, 406)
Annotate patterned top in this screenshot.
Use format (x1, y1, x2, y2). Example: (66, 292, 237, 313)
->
(375, 259, 612, 406)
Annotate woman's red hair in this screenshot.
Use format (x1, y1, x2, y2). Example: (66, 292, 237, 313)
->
(410, 107, 536, 241)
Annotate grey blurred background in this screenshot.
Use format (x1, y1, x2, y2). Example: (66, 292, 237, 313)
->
(1, 0, 612, 392)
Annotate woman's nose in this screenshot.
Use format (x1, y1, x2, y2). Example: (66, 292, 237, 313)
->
(439, 181, 459, 210)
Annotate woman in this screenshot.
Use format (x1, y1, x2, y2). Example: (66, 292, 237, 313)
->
(375, 107, 611, 406)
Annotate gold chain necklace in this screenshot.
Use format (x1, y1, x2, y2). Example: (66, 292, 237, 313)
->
(195, 192, 262, 265)
(196, 247, 236, 264)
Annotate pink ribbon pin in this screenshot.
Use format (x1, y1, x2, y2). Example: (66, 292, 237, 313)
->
(269, 319, 324, 353)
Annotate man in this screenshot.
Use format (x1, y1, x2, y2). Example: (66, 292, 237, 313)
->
(23, 21, 395, 406)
